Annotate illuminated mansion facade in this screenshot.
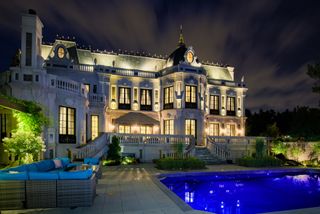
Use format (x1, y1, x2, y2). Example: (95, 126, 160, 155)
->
(0, 11, 247, 158)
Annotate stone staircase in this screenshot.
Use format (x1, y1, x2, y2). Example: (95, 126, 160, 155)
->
(195, 147, 225, 165)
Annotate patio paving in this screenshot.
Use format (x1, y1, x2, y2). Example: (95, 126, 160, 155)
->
(2, 164, 320, 214)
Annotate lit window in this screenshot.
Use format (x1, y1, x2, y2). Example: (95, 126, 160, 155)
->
(164, 86, 173, 109)
(210, 95, 219, 115)
(185, 85, 197, 108)
(185, 119, 196, 137)
(140, 125, 153, 134)
(226, 124, 236, 136)
(59, 106, 76, 143)
(140, 89, 152, 111)
(91, 115, 99, 140)
(227, 97, 236, 116)
(164, 120, 174, 135)
(119, 125, 131, 133)
(209, 123, 219, 136)
(119, 87, 131, 109)
(111, 86, 116, 100)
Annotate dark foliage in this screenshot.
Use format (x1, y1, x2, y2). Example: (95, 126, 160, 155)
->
(106, 136, 121, 162)
(237, 156, 282, 167)
(246, 107, 320, 140)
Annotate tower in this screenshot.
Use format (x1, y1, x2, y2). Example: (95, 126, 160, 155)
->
(20, 9, 43, 69)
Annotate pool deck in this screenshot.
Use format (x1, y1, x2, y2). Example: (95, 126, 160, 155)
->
(2, 164, 320, 214)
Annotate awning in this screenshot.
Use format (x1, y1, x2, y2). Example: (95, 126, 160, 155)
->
(114, 112, 159, 126)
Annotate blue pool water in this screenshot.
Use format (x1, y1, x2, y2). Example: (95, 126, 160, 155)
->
(160, 170, 320, 214)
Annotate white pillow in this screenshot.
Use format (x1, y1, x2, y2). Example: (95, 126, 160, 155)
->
(53, 159, 62, 168)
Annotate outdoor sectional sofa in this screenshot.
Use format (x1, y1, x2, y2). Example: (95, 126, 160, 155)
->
(0, 158, 100, 210)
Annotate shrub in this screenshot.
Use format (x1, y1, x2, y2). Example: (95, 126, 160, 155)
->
(3, 130, 46, 164)
(121, 156, 138, 165)
(172, 142, 185, 159)
(289, 145, 303, 161)
(255, 138, 266, 158)
(106, 136, 121, 163)
(156, 157, 205, 170)
(237, 156, 282, 167)
(271, 140, 288, 155)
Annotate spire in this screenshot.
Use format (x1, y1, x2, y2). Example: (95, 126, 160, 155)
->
(178, 25, 185, 46)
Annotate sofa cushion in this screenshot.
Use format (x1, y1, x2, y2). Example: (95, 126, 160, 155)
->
(35, 160, 55, 172)
(26, 163, 38, 172)
(1, 165, 27, 173)
(28, 171, 59, 180)
(55, 157, 70, 168)
(0, 171, 28, 180)
(58, 169, 93, 180)
(84, 158, 99, 165)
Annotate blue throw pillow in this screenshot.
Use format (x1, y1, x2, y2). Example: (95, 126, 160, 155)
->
(0, 171, 28, 180)
(35, 160, 55, 172)
(58, 168, 93, 180)
(28, 171, 59, 180)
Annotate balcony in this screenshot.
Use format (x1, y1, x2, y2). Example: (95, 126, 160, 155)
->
(185, 102, 197, 109)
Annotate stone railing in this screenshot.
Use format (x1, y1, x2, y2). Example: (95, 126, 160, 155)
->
(107, 133, 196, 156)
(206, 136, 269, 162)
(88, 93, 106, 105)
(71, 133, 107, 160)
(73, 64, 94, 72)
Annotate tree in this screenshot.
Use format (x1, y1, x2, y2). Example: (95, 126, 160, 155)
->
(307, 63, 320, 104)
(266, 122, 280, 138)
(3, 130, 45, 164)
(107, 136, 121, 162)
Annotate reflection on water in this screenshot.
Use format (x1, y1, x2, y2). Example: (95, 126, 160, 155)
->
(161, 173, 320, 214)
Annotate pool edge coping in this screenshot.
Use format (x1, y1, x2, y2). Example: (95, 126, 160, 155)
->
(152, 167, 320, 214)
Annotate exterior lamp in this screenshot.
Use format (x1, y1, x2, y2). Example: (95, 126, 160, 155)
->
(133, 100, 139, 111)
(237, 108, 241, 117)
(221, 107, 226, 116)
(110, 99, 117, 110)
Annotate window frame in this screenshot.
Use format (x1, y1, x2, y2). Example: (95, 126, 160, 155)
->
(185, 119, 197, 138)
(226, 96, 236, 116)
(118, 87, 131, 110)
(210, 95, 220, 115)
(59, 106, 76, 144)
(163, 86, 174, 109)
(91, 115, 99, 140)
(185, 85, 197, 109)
(164, 119, 174, 135)
(140, 88, 152, 111)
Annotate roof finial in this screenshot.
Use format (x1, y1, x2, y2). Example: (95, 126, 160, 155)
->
(178, 25, 185, 46)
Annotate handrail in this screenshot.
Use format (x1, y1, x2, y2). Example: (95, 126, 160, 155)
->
(72, 133, 107, 160)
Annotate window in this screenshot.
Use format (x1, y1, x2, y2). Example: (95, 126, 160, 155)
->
(227, 97, 236, 116)
(26, 32, 32, 66)
(164, 120, 174, 135)
(118, 87, 131, 109)
(210, 95, 219, 115)
(140, 89, 152, 111)
(185, 119, 196, 137)
(209, 123, 219, 136)
(85, 84, 90, 93)
(111, 86, 116, 100)
(140, 125, 153, 134)
(23, 74, 32, 82)
(35, 75, 39, 82)
(91, 115, 99, 140)
(226, 124, 236, 136)
(59, 106, 76, 144)
(119, 125, 131, 133)
(15, 73, 19, 80)
(185, 85, 197, 108)
(164, 86, 173, 109)
(134, 88, 138, 101)
(93, 85, 97, 93)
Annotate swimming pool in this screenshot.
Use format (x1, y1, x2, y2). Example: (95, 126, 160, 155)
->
(159, 169, 320, 214)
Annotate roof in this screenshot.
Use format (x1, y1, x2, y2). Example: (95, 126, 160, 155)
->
(114, 112, 159, 126)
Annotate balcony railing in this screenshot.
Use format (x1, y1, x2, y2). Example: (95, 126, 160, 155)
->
(107, 133, 196, 156)
(88, 93, 106, 105)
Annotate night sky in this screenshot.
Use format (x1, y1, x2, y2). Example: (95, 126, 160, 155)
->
(0, 0, 319, 111)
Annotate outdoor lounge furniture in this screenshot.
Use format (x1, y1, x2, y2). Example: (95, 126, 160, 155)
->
(0, 157, 99, 210)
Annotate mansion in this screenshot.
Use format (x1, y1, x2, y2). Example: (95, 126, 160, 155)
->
(0, 10, 247, 161)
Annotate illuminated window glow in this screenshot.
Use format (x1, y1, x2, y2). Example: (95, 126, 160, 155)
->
(91, 115, 99, 140)
(164, 119, 174, 135)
